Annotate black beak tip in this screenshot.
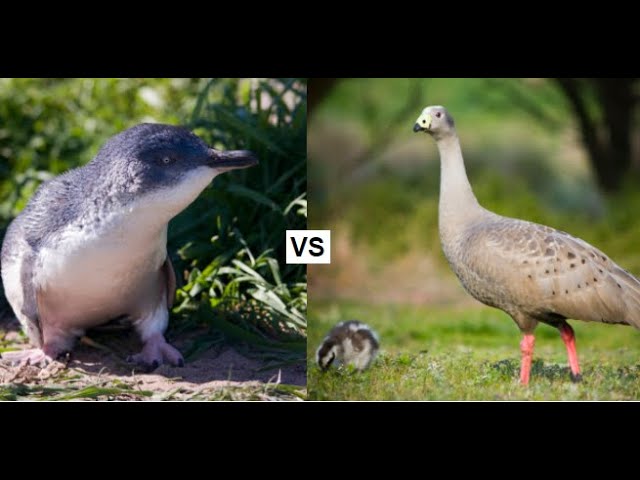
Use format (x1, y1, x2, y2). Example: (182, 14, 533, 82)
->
(247, 152, 259, 166)
(236, 151, 259, 167)
(413, 123, 423, 133)
(210, 149, 259, 169)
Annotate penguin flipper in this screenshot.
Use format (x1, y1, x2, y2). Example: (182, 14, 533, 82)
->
(162, 254, 177, 308)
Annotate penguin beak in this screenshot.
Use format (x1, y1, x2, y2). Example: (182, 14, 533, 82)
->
(208, 148, 259, 171)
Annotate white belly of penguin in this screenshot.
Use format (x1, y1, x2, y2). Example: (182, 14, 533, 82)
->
(30, 167, 217, 331)
(34, 207, 170, 329)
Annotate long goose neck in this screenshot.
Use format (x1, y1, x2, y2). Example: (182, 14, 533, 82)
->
(436, 134, 483, 235)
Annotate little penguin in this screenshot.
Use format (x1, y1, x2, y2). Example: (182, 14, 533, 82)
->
(316, 320, 380, 372)
(0, 123, 258, 369)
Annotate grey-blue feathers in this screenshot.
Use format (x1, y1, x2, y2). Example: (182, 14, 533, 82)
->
(2, 124, 215, 257)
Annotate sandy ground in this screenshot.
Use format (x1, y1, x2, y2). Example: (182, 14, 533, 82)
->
(0, 313, 306, 401)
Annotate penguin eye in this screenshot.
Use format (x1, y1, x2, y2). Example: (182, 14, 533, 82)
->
(161, 157, 175, 165)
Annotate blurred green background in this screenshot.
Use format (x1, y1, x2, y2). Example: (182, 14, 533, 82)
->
(0, 78, 307, 364)
(307, 78, 640, 399)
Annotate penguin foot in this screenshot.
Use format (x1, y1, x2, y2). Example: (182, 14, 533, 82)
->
(127, 333, 184, 371)
(1, 348, 54, 367)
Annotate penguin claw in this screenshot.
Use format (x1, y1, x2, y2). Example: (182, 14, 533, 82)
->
(1, 348, 53, 367)
(127, 334, 184, 370)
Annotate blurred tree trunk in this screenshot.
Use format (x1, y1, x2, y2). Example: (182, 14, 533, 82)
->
(555, 78, 638, 192)
(308, 78, 340, 117)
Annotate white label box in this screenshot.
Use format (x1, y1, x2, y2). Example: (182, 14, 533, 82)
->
(286, 230, 331, 264)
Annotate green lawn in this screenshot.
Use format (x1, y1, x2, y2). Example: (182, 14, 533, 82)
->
(308, 302, 640, 400)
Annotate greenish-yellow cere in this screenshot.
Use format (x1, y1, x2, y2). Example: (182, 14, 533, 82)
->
(417, 112, 432, 129)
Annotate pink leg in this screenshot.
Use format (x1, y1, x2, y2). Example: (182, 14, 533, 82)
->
(519, 334, 535, 385)
(558, 322, 582, 382)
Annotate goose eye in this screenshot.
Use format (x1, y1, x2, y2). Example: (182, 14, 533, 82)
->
(435, 112, 442, 118)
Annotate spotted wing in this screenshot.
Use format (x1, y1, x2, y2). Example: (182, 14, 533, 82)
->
(477, 217, 640, 327)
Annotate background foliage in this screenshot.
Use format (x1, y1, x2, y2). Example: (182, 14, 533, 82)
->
(310, 78, 640, 274)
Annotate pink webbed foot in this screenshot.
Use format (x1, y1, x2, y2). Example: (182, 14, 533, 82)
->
(1, 348, 55, 367)
(127, 333, 184, 371)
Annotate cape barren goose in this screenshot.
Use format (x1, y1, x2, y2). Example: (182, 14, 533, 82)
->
(413, 105, 640, 385)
